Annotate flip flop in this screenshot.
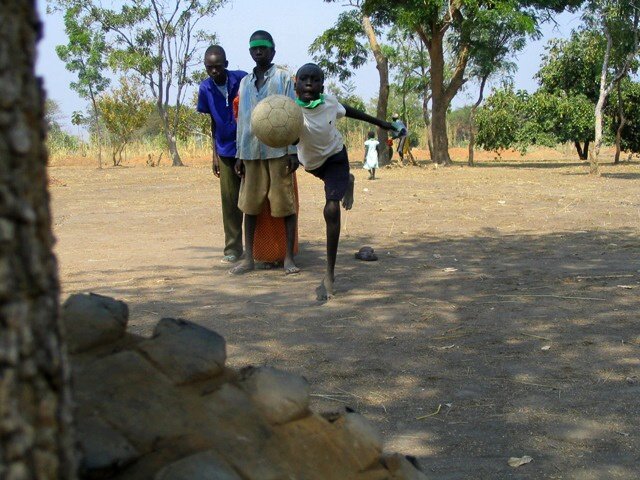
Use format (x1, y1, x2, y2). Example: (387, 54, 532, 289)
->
(355, 246, 378, 261)
(220, 254, 240, 264)
(284, 265, 301, 275)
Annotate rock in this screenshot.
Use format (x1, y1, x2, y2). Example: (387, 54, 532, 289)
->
(138, 318, 226, 385)
(238, 366, 310, 425)
(383, 453, 429, 480)
(334, 412, 383, 471)
(62, 293, 128, 353)
(154, 451, 241, 480)
(73, 350, 193, 452)
(77, 415, 138, 477)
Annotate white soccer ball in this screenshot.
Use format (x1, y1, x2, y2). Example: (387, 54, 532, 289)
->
(251, 94, 303, 148)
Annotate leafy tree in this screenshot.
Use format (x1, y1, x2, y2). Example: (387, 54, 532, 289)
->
(98, 77, 154, 166)
(535, 30, 605, 158)
(54, 3, 109, 168)
(476, 88, 533, 153)
(582, 0, 640, 174)
(1, 0, 77, 476)
(386, 26, 433, 159)
(311, 0, 391, 164)
(609, 79, 640, 156)
(363, 0, 582, 165)
(55, 0, 227, 166)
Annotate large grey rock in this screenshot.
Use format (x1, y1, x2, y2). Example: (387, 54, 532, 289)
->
(138, 318, 226, 385)
(77, 415, 138, 477)
(383, 454, 429, 480)
(62, 293, 128, 353)
(73, 350, 193, 451)
(238, 366, 310, 425)
(154, 451, 241, 480)
(333, 412, 383, 471)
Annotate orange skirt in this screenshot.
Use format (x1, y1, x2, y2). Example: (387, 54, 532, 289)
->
(253, 173, 299, 262)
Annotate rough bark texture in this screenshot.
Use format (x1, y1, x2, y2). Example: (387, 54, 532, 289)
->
(361, 14, 390, 166)
(468, 76, 488, 167)
(614, 81, 625, 164)
(0, 1, 77, 478)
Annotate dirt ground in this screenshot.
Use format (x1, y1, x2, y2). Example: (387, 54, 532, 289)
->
(49, 150, 640, 479)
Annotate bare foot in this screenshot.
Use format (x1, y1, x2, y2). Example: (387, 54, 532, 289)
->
(315, 275, 334, 301)
(229, 260, 254, 275)
(342, 173, 355, 210)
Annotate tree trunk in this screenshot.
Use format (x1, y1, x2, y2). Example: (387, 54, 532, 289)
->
(614, 81, 625, 165)
(89, 93, 102, 169)
(421, 93, 433, 160)
(158, 103, 183, 166)
(468, 76, 488, 167)
(361, 14, 390, 166)
(574, 141, 585, 160)
(0, 1, 77, 478)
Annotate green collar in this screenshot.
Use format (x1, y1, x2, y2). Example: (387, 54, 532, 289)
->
(296, 94, 325, 109)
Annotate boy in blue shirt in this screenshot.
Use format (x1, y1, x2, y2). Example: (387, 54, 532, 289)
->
(197, 45, 247, 263)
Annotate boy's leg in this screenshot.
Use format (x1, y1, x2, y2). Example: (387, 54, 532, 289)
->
(341, 173, 355, 210)
(219, 156, 243, 260)
(371, 168, 376, 180)
(317, 199, 341, 300)
(283, 214, 299, 275)
(229, 215, 256, 274)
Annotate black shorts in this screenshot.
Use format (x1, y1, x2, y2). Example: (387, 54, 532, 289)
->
(307, 146, 350, 201)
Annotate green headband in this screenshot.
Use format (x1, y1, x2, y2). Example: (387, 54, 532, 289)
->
(249, 39, 274, 48)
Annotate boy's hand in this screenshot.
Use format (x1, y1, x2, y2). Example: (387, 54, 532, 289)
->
(286, 154, 299, 174)
(212, 153, 221, 178)
(234, 158, 245, 177)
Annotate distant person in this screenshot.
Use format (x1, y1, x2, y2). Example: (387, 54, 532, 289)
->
(231, 30, 300, 276)
(391, 113, 408, 163)
(363, 130, 379, 180)
(294, 63, 394, 300)
(197, 45, 247, 264)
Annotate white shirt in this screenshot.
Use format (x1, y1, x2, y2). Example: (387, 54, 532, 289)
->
(296, 94, 346, 171)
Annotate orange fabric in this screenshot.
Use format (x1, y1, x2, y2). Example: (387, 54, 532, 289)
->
(253, 173, 300, 262)
(233, 95, 239, 120)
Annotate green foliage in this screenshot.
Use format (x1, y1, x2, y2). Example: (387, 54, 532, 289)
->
(536, 30, 605, 102)
(55, 4, 110, 102)
(612, 80, 640, 153)
(477, 86, 596, 155)
(98, 77, 154, 165)
(476, 88, 532, 152)
(309, 10, 370, 82)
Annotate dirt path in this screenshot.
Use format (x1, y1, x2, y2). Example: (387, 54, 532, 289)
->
(50, 159, 640, 479)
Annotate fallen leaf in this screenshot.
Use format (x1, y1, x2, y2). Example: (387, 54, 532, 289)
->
(508, 456, 533, 468)
(541, 345, 551, 351)
(443, 267, 458, 272)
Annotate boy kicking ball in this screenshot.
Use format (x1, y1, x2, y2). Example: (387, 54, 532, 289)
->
(294, 63, 395, 300)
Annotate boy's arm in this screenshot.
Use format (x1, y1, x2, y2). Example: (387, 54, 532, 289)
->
(342, 103, 394, 131)
(209, 118, 220, 177)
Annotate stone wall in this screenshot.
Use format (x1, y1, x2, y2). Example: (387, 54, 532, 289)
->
(62, 293, 428, 479)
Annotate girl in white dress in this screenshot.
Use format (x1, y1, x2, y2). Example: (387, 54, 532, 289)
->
(363, 131, 379, 179)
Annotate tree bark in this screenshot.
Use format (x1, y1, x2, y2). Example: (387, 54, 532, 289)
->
(158, 103, 183, 166)
(361, 14, 390, 166)
(614, 81, 625, 164)
(0, 1, 77, 478)
(468, 75, 488, 167)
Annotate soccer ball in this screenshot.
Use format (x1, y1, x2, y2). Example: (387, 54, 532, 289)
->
(251, 94, 303, 148)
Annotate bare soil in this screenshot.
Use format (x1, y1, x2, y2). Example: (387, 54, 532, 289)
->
(50, 150, 640, 479)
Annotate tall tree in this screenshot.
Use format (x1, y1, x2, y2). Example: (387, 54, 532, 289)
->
(363, 0, 581, 165)
(56, 0, 226, 166)
(311, 0, 391, 164)
(1, 0, 76, 477)
(386, 26, 433, 160)
(54, 3, 109, 169)
(583, 0, 640, 174)
(98, 77, 154, 166)
(536, 30, 606, 159)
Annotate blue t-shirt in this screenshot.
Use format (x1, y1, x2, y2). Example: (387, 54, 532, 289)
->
(197, 69, 247, 157)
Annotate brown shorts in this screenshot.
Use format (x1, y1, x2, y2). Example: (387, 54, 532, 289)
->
(238, 157, 296, 217)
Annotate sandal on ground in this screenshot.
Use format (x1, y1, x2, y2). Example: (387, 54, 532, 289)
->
(221, 254, 241, 264)
(355, 246, 378, 261)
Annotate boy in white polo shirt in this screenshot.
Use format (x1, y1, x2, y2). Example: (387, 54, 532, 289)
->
(294, 63, 395, 300)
